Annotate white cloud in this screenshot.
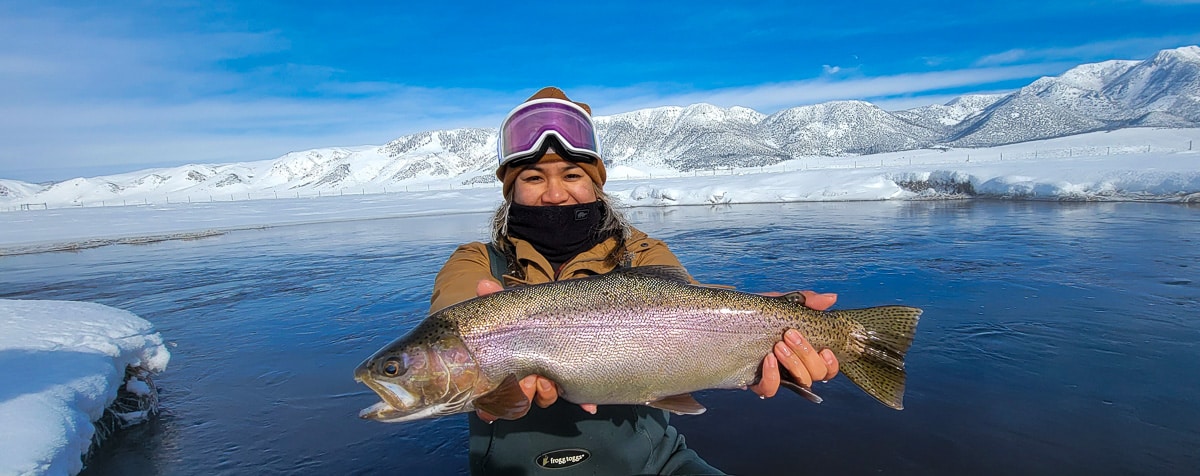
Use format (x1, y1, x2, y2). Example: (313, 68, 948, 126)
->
(975, 35, 1200, 66)
(0, 90, 510, 180)
(583, 63, 1064, 116)
(822, 65, 842, 75)
(0, 5, 514, 181)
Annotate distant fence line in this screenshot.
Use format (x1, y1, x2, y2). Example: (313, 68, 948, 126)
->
(3, 141, 1195, 212)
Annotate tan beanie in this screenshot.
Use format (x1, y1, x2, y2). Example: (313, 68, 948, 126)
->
(496, 87, 607, 198)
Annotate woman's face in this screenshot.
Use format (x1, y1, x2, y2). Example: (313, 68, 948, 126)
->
(511, 160, 597, 206)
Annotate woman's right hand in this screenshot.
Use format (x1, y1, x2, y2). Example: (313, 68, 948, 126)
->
(473, 279, 598, 422)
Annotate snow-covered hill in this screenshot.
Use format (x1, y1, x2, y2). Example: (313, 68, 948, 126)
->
(2, 46, 1198, 209)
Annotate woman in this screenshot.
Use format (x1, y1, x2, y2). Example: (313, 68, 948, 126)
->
(431, 87, 839, 475)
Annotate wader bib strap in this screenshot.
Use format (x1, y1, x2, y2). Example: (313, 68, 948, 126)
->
(485, 242, 508, 286)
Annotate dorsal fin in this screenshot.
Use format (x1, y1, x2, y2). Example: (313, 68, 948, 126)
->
(610, 265, 692, 283)
(776, 291, 808, 305)
(472, 374, 531, 420)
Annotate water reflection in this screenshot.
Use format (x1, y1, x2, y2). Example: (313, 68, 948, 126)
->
(1, 202, 1197, 475)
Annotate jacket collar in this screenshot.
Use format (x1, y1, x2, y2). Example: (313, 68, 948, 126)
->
(503, 228, 651, 286)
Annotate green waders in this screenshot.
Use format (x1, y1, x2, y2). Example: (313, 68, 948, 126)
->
(468, 403, 720, 475)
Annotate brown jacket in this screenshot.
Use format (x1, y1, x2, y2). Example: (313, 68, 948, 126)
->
(430, 227, 688, 313)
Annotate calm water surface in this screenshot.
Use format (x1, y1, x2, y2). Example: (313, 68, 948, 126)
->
(2, 200, 1198, 475)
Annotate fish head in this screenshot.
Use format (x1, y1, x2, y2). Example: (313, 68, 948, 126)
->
(354, 331, 487, 423)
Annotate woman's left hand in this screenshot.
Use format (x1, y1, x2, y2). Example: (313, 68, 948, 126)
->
(749, 290, 840, 398)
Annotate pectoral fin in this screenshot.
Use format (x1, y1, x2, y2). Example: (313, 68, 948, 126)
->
(472, 374, 531, 420)
(647, 393, 707, 415)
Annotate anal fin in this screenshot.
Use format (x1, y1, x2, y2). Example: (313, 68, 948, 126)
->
(780, 380, 824, 404)
(472, 374, 532, 420)
(778, 366, 824, 404)
(646, 393, 707, 415)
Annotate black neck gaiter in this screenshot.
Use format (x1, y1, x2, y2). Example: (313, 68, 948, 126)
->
(507, 201, 607, 268)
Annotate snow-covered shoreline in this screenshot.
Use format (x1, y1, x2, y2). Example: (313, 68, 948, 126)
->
(3, 127, 1198, 210)
(2, 138, 1198, 256)
(0, 300, 170, 476)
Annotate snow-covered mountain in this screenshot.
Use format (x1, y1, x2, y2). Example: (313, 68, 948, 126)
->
(944, 47, 1200, 146)
(3, 45, 1198, 207)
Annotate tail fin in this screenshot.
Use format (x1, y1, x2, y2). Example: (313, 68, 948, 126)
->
(832, 305, 922, 410)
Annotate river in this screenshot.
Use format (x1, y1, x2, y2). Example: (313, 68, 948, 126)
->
(1, 200, 1197, 475)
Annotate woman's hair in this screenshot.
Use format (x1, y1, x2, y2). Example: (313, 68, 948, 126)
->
(490, 183, 632, 279)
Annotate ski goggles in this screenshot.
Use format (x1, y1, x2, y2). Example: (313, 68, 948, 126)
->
(497, 98, 601, 167)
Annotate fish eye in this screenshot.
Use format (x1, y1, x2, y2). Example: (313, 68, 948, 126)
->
(381, 359, 404, 377)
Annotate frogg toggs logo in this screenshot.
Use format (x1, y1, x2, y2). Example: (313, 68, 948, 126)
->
(536, 448, 590, 469)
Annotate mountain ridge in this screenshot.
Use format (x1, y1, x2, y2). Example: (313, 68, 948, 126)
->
(3, 45, 1198, 205)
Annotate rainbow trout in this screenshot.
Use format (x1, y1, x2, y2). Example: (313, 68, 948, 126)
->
(355, 266, 921, 422)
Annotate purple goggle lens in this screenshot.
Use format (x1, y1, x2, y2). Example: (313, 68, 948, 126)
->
(498, 99, 601, 167)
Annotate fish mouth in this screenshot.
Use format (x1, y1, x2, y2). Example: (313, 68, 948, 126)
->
(356, 370, 421, 419)
(358, 388, 415, 422)
(359, 400, 403, 420)
(356, 374, 472, 423)
(360, 401, 460, 423)
(353, 363, 372, 384)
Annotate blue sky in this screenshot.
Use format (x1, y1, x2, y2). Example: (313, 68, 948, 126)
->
(2, 1, 1200, 182)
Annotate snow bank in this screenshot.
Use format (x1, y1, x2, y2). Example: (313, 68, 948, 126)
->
(0, 300, 170, 476)
(613, 151, 1200, 206)
(1, 133, 1199, 254)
